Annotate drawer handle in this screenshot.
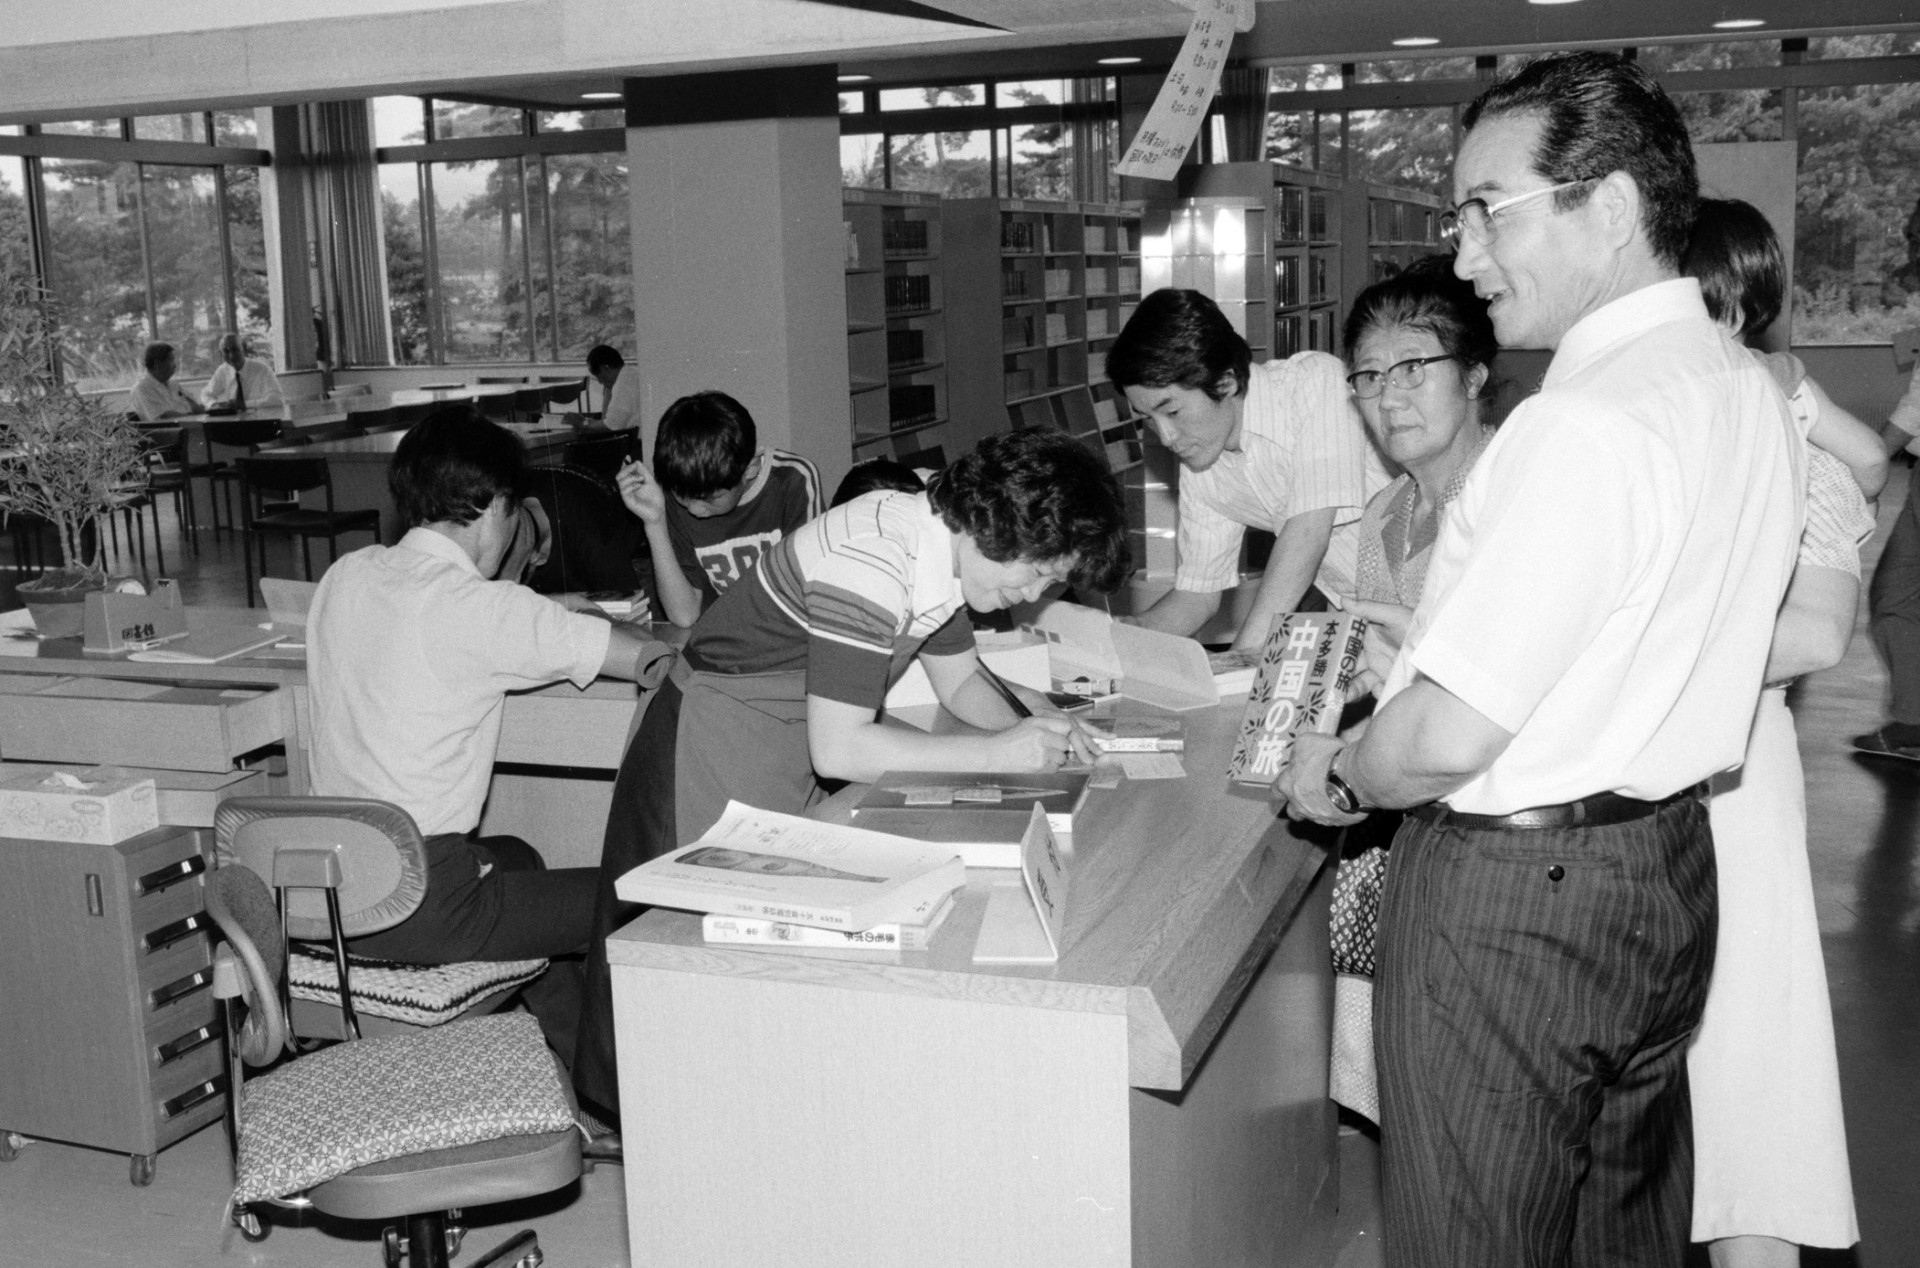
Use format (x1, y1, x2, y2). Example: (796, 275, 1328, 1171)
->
(161, 1075, 226, 1120)
(149, 968, 213, 1009)
(137, 855, 207, 896)
(155, 1020, 222, 1065)
(143, 913, 209, 953)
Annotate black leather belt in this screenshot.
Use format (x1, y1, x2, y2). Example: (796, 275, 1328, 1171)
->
(1409, 783, 1705, 831)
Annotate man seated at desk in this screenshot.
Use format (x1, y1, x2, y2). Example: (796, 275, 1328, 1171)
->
(587, 344, 641, 436)
(199, 332, 284, 411)
(307, 405, 671, 1103)
(126, 341, 200, 421)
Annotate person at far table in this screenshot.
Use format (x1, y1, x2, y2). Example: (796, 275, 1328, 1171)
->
(306, 405, 675, 1114)
(586, 344, 641, 435)
(126, 341, 200, 421)
(1104, 288, 1388, 650)
(199, 332, 284, 411)
(573, 428, 1130, 1125)
(615, 390, 823, 627)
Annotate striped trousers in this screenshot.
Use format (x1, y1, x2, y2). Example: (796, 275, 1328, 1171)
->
(1375, 795, 1717, 1267)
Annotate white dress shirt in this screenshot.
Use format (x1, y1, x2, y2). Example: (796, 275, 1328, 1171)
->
(126, 373, 200, 421)
(1174, 351, 1387, 599)
(307, 528, 612, 836)
(200, 358, 284, 408)
(601, 370, 641, 434)
(1381, 279, 1804, 813)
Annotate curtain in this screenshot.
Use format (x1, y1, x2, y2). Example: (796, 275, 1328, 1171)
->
(1219, 67, 1272, 163)
(307, 100, 392, 366)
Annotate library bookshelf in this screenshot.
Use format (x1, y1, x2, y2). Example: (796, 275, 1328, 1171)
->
(844, 188, 951, 466)
(943, 198, 1146, 474)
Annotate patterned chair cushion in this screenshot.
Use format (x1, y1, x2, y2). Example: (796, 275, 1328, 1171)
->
(289, 946, 546, 1027)
(232, 1012, 574, 1205)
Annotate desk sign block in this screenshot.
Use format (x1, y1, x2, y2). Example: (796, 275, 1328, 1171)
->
(83, 580, 187, 653)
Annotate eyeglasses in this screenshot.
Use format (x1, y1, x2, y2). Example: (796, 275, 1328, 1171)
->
(1346, 354, 1458, 399)
(1440, 178, 1596, 246)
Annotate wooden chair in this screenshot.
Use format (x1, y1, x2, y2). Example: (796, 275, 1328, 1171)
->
(511, 386, 547, 422)
(234, 456, 380, 603)
(113, 425, 196, 576)
(204, 417, 291, 533)
(204, 860, 581, 1262)
(540, 376, 588, 409)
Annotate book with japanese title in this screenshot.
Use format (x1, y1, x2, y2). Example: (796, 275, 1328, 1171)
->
(701, 891, 956, 952)
(1225, 612, 1369, 788)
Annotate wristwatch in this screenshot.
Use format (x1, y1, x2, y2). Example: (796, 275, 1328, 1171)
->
(1325, 746, 1362, 815)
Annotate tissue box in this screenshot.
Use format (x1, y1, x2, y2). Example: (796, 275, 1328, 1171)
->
(0, 769, 160, 844)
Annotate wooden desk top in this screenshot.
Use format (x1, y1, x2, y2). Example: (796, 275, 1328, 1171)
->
(252, 422, 579, 462)
(605, 698, 1333, 1092)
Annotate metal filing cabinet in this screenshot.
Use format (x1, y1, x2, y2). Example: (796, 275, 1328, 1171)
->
(0, 826, 226, 1185)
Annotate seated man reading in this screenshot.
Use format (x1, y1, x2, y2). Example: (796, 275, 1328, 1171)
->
(306, 406, 671, 1075)
(200, 332, 284, 411)
(616, 389, 823, 626)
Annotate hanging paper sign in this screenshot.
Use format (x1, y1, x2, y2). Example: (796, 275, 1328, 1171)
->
(1114, 0, 1256, 182)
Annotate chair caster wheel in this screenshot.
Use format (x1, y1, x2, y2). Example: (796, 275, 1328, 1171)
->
(0, 1132, 22, 1162)
(129, 1153, 155, 1186)
(516, 1251, 545, 1268)
(235, 1208, 270, 1243)
(383, 1226, 404, 1267)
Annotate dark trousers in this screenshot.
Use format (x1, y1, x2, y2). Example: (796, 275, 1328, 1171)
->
(349, 832, 595, 1071)
(1870, 459, 1920, 725)
(1375, 795, 1717, 1268)
(574, 676, 684, 1122)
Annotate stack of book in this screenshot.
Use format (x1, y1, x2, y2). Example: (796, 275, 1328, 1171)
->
(851, 770, 1092, 869)
(615, 801, 966, 953)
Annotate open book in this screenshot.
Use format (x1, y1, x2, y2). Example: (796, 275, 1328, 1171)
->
(614, 801, 965, 931)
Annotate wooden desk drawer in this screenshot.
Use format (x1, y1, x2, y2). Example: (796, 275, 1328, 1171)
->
(0, 678, 282, 772)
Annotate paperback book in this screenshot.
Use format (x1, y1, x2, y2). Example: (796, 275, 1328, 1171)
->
(1225, 612, 1369, 788)
(850, 770, 1092, 869)
(1082, 716, 1185, 753)
(614, 801, 964, 931)
(702, 891, 956, 952)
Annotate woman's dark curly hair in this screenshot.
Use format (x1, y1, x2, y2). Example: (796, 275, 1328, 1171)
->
(926, 429, 1130, 594)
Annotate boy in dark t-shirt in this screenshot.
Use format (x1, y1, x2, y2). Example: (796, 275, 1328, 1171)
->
(616, 390, 823, 626)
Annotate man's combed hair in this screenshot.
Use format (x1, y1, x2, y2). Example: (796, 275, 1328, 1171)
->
(388, 406, 527, 527)
(1683, 198, 1784, 337)
(143, 342, 174, 373)
(1104, 288, 1252, 400)
(585, 344, 624, 375)
(1464, 51, 1697, 270)
(926, 429, 1130, 594)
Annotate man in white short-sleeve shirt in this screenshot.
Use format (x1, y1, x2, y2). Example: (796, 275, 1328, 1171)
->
(1277, 54, 1802, 1264)
(587, 343, 641, 435)
(1106, 289, 1385, 650)
(309, 407, 669, 1081)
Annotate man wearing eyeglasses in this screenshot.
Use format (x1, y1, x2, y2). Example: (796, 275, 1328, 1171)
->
(1276, 52, 1803, 1266)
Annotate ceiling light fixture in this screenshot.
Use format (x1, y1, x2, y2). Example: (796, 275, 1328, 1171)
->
(837, 74, 871, 84)
(1527, 0, 1585, 6)
(1393, 36, 1440, 47)
(1098, 56, 1142, 66)
(1713, 17, 1765, 27)
(581, 92, 621, 101)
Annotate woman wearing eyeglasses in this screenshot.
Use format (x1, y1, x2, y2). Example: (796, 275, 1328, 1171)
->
(1324, 255, 1500, 1125)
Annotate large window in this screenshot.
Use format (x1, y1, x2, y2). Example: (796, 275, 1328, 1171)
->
(375, 95, 631, 365)
(1262, 39, 1920, 345)
(2, 116, 271, 391)
(840, 77, 1117, 200)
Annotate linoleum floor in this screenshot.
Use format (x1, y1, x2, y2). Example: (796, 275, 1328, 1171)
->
(4, 487, 1918, 1265)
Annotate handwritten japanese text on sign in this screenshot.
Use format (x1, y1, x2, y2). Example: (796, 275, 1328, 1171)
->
(1115, 0, 1254, 182)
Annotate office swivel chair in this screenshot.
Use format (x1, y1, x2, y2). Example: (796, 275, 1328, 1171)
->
(213, 797, 546, 1041)
(206, 863, 580, 1266)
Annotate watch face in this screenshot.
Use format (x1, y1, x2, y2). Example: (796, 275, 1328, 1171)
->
(1326, 773, 1358, 814)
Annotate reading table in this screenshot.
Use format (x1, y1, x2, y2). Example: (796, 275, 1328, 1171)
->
(604, 700, 1338, 1268)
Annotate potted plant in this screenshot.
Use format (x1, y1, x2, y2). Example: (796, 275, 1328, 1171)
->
(0, 261, 149, 637)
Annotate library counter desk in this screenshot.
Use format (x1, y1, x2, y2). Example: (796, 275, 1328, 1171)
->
(605, 700, 1338, 1268)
